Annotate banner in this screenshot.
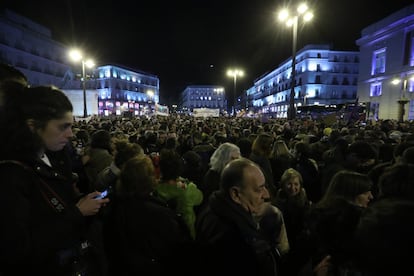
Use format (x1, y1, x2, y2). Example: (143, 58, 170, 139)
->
(193, 108, 220, 117)
(155, 103, 169, 116)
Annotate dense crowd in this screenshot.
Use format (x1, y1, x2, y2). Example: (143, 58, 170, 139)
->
(1, 62, 414, 276)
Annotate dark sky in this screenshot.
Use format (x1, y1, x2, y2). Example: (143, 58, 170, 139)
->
(2, 0, 413, 104)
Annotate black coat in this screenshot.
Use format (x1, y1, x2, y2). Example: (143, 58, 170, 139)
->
(0, 156, 96, 275)
(103, 193, 193, 276)
(195, 191, 279, 276)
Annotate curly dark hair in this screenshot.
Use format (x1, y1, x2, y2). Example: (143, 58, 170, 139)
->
(0, 84, 73, 161)
(159, 149, 183, 181)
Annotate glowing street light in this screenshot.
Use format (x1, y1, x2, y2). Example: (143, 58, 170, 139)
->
(69, 49, 95, 118)
(227, 69, 244, 116)
(278, 3, 313, 120)
(147, 90, 154, 114)
(214, 87, 225, 113)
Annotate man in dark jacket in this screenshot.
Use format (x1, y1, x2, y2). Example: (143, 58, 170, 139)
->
(195, 158, 279, 276)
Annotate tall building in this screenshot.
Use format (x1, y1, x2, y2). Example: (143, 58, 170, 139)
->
(247, 44, 359, 118)
(356, 4, 414, 121)
(0, 9, 73, 88)
(94, 65, 159, 116)
(181, 85, 226, 113)
(0, 9, 159, 117)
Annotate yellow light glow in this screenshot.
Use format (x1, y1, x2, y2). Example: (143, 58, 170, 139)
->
(69, 49, 83, 62)
(278, 9, 289, 21)
(85, 59, 95, 68)
(286, 18, 294, 27)
(297, 3, 308, 14)
(392, 79, 401, 85)
(227, 69, 244, 77)
(303, 12, 313, 22)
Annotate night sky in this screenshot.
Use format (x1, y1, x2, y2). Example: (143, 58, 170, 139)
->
(1, 0, 413, 104)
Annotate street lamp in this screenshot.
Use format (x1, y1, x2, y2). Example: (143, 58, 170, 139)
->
(278, 3, 313, 120)
(147, 90, 154, 115)
(69, 49, 95, 118)
(214, 87, 224, 113)
(392, 74, 414, 122)
(227, 69, 244, 116)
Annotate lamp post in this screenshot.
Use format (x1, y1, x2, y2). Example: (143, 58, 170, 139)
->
(69, 49, 95, 118)
(147, 89, 154, 115)
(227, 69, 244, 116)
(278, 3, 313, 120)
(392, 75, 414, 122)
(214, 87, 224, 113)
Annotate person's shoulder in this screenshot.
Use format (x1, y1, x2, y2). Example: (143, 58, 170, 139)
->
(0, 160, 36, 192)
(182, 179, 203, 204)
(0, 160, 33, 175)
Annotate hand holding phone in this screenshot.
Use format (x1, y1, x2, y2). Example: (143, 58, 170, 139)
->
(94, 189, 108, 199)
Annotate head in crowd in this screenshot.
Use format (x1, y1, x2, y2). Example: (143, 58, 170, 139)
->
(279, 168, 303, 197)
(0, 63, 28, 86)
(346, 141, 378, 173)
(157, 130, 167, 145)
(117, 155, 156, 198)
(159, 148, 183, 181)
(271, 139, 292, 158)
(113, 140, 144, 168)
(90, 130, 113, 152)
(209, 142, 241, 173)
(181, 150, 204, 183)
(236, 137, 252, 158)
(401, 146, 414, 164)
(220, 157, 269, 214)
(75, 129, 90, 146)
(378, 163, 414, 200)
(392, 141, 414, 163)
(165, 136, 177, 150)
(322, 170, 373, 207)
(251, 133, 274, 158)
(355, 198, 414, 276)
(294, 141, 312, 160)
(0, 84, 73, 161)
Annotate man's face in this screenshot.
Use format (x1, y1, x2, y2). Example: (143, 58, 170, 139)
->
(235, 165, 269, 214)
(158, 133, 167, 143)
(37, 111, 74, 151)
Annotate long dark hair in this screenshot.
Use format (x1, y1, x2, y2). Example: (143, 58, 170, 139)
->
(0, 83, 73, 161)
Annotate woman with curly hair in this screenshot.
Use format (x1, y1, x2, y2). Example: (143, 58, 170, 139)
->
(0, 83, 109, 275)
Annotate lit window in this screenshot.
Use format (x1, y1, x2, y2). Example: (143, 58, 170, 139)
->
(409, 79, 414, 93)
(370, 82, 382, 97)
(371, 48, 386, 75)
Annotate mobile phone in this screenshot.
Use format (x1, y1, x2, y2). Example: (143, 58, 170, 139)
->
(94, 189, 108, 199)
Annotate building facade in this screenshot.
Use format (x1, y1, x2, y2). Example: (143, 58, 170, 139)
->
(181, 85, 226, 113)
(356, 4, 414, 121)
(0, 9, 159, 117)
(246, 44, 359, 118)
(0, 9, 74, 88)
(94, 65, 159, 116)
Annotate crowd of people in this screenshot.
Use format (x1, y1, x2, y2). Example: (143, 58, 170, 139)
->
(1, 62, 414, 276)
